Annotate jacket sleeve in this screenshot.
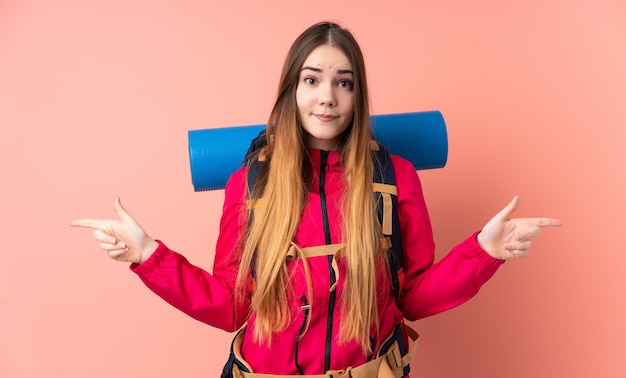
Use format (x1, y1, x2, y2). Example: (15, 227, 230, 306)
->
(129, 167, 251, 332)
(391, 156, 505, 320)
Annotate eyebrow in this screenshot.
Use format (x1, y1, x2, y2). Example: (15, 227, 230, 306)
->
(301, 66, 353, 75)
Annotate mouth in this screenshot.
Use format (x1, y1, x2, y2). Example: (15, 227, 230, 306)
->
(314, 114, 338, 122)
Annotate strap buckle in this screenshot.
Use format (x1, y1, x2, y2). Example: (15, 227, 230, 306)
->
(232, 365, 243, 378)
(384, 342, 402, 370)
(327, 366, 353, 377)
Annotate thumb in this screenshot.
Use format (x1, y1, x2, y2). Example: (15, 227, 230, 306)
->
(494, 195, 520, 221)
(113, 197, 135, 223)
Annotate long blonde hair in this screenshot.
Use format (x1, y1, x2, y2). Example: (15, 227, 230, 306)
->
(236, 22, 384, 352)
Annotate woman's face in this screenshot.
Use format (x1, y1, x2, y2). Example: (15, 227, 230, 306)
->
(296, 44, 355, 151)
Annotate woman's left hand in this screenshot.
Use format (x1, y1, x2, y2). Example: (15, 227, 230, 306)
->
(477, 196, 562, 260)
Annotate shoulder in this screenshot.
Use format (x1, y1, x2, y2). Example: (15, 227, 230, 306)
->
(389, 154, 416, 175)
(388, 153, 425, 199)
(372, 146, 417, 179)
(224, 166, 248, 203)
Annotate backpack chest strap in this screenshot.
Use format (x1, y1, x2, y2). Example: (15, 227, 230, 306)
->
(287, 242, 345, 293)
(286, 243, 347, 260)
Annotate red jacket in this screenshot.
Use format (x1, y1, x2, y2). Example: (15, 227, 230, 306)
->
(131, 149, 504, 375)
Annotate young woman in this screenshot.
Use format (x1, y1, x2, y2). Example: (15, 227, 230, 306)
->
(71, 22, 561, 377)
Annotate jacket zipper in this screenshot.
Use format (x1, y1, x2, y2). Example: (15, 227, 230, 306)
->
(319, 150, 336, 372)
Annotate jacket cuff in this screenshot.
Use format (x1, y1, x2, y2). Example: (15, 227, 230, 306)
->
(129, 240, 168, 275)
(468, 231, 506, 269)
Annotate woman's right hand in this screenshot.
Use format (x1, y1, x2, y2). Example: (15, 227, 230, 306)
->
(70, 197, 158, 264)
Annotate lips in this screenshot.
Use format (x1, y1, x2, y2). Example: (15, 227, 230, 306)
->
(314, 114, 338, 122)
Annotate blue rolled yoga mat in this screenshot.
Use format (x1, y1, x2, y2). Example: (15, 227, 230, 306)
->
(188, 110, 448, 191)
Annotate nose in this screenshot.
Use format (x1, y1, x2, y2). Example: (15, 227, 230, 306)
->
(317, 82, 336, 107)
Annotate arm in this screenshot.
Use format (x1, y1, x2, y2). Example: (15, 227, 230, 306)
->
(392, 157, 562, 320)
(131, 168, 252, 331)
(392, 156, 503, 320)
(70, 168, 252, 332)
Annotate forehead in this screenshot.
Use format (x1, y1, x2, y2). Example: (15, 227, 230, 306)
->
(301, 44, 352, 71)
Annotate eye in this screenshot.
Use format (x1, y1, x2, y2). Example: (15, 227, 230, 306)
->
(338, 79, 354, 90)
(303, 76, 317, 85)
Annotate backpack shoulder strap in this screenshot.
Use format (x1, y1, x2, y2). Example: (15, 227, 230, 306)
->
(244, 129, 269, 208)
(372, 143, 405, 302)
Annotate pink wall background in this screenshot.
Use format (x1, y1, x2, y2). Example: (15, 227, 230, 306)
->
(1, 0, 624, 377)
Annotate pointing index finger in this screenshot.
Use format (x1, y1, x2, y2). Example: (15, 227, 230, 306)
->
(525, 218, 563, 227)
(69, 218, 111, 229)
